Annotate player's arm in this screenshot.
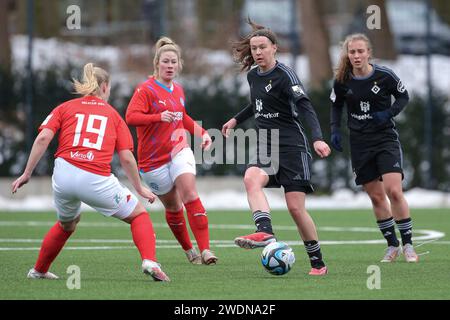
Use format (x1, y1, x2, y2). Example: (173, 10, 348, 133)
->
(115, 118, 156, 202)
(12, 128, 55, 193)
(387, 74, 409, 117)
(221, 103, 253, 138)
(126, 87, 168, 126)
(118, 149, 155, 203)
(183, 113, 211, 150)
(330, 81, 345, 133)
(370, 71, 409, 124)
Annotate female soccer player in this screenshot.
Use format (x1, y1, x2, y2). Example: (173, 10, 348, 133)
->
(12, 63, 170, 281)
(221, 19, 330, 276)
(330, 33, 418, 262)
(126, 37, 217, 265)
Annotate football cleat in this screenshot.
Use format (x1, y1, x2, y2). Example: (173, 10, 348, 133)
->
(234, 232, 276, 249)
(380, 246, 402, 262)
(201, 249, 218, 265)
(27, 268, 59, 280)
(142, 259, 170, 282)
(308, 266, 328, 276)
(403, 244, 419, 263)
(185, 248, 202, 265)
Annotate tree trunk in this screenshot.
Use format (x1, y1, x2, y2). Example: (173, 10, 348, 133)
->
(298, 0, 333, 90)
(363, 0, 397, 60)
(0, 0, 11, 72)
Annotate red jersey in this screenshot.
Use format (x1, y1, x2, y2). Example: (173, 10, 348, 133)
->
(39, 96, 134, 176)
(126, 76, 204, 172)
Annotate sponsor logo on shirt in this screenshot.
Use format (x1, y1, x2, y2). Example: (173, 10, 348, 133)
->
(350, 113, 372, 120)
(256, 99, 263, 112)
(360, 101, 371, 113)
(70, 151, 95, 161)
(255, 112, 280, 119)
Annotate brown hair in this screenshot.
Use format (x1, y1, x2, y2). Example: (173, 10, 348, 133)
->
(334, 33, 373, 83)
(72, 63, 109, 96)
(153, 36, 183, 77)
(231, 17, 278, 72)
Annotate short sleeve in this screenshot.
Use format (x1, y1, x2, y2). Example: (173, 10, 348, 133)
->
(39, 105, 63, 134)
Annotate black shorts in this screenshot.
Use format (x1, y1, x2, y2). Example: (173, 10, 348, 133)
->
(351, 140, 404, 186)
(248, 150, 314, 194)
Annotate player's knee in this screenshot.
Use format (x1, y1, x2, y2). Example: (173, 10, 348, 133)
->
(60, 219, 78, 232)
(385, 187, 403, 203)
(180, 190, 198, 204)
(287, 205, 304, 218)
(244, 174, 263, 193)
(368, 192, 387, 207)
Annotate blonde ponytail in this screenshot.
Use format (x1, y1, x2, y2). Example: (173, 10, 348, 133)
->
(153, 36, 183, 77)
(335, 33, 372, 83)
(73, 63, 110, 96)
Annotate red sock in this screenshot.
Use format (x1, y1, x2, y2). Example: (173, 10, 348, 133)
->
(130, 212, 156, 261)
(34, 222, 73, 273)
(166, 208, 193, 251)
(185, 198, 210, 252)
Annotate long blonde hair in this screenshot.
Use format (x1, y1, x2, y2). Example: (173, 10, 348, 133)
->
(334, 33, 373, 83)
(153, 37, 183, 77)
(72, 63, 109, 96)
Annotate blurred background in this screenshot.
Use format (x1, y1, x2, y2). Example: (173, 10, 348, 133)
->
(0, 0, 449, 199)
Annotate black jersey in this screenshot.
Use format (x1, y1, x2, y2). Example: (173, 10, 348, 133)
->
(235, 61, 323, 154)
(330, 64, 409, 145)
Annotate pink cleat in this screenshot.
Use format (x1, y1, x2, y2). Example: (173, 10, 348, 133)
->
(403, 244, 419, 263)
(380, 246, 402, 263)
(234, 232, 276, 249)
(308, 266, 328, 276)
(142, 259, 170, 282)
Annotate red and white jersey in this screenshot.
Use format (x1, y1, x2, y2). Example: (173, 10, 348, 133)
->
(39, 96, 134, 176)
(126, 76, 195, 172)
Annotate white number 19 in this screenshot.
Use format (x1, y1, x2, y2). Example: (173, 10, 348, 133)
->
(73, 114, 108, 150)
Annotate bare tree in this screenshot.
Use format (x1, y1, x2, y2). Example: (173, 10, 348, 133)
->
(298, 0, 332, 90)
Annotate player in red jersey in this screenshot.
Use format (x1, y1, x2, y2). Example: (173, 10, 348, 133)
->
(12, 63, 170, 281)
(126, 37, 218, 265)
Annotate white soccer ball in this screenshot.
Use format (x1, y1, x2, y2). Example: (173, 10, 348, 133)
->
(261, 241, 295, 276)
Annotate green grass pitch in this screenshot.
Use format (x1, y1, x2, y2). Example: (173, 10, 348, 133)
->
(0, 209, 449, 300)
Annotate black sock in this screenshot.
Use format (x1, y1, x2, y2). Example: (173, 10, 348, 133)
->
(377, 217, 400, 247)
(396, 218, 413, 246)
(304, 240, 325, 269)
(252, 210, 273, 235)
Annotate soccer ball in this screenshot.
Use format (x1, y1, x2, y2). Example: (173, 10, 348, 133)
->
(261, 241, 295, 275)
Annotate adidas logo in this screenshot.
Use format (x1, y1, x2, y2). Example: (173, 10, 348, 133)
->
(393, 162, 400, 168)
(384, 231, 392, 236)
(292, 174, 302, 181)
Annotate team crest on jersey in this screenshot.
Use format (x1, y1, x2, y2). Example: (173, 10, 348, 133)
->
(265, 83, 272, 92)
(371, 84, 380, 94)
(360, 101, 371, 113)
(256, 99, 263, 112)
(291, 85, 304, 96)
(397, 80, 406, 93)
